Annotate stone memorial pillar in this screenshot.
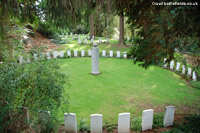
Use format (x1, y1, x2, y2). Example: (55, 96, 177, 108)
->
(91, 43, 100, 75)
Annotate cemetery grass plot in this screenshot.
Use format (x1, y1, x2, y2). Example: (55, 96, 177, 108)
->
(52, 58, 200, 125)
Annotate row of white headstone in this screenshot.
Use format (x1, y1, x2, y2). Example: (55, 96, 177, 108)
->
(77, 38, 109, 45)
(18, 50, 127, 64)
(62, 32, 110, 44)
(64, 106, 175, 133)
(63, 32, 133, 42)
(45, 50, 127, 59)
(163, 59, 197, 81)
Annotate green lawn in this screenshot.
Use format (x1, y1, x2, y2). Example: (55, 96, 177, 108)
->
(55, 35, 131, 52)
(53, 57, 200, 125)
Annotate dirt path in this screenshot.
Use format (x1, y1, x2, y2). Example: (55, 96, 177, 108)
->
(25, 32, 62, 52)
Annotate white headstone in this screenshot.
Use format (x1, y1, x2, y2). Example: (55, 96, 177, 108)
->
(46, 52, 51, 60)
(85, 39, 87, 44)
(74, 50, 78, 57)
(91, 43, 100, 75)
(109, 50, 113, 57)
(142, 109, 154, 131)
(170, 60, 174, 70)
(33, 54, 38, 60)
(67, 50, 71, 57)
(117, 51, 120, 58)
(176, 62, 180, 71)
(164, 106, 175, 127)
(182, 65, 186, 74)
(99, 38, 102, 43)
(88, 36, 90, 40)
(78, 38, 82, 44)
(118, 113, 130, 133)
(192, 71, 197, 81)
(19, 56, 23, 64)
(72, 36, 74, 40)
(81, 50, 85, 57)
(83, 36, 85, 40)
(163, 58, 167, 68)
(107, 38, 109, 44)
(88, 50, 91, 57)
(188, 68, 192, 76)
(53, 51, 58, 58)
(90, 114, 102, 133)
(60, 51, 65, 58)
(64, 113, 77, 133)
(102, 50, 106, 57)
(71, 32, 73, 36)
(91, 39, 94, 44)
(92, 35, 94, 39)
(123, 52, 127, 59)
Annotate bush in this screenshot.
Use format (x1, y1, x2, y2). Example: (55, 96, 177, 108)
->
(190, 81, 200, 89)
(77, 118, 90, 132)
(0, 54, 68, 132)
(164, 115, 200, 133)
(131, 117, 142, 131)
(153, 113, 164, 128)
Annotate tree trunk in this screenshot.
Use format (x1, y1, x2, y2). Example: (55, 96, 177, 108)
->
(119, 12, 125, 45)
(106, 0, 110, 40)
(90, 13, 94, 39)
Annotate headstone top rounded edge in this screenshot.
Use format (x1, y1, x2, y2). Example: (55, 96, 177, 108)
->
(93, 43, 98, 47)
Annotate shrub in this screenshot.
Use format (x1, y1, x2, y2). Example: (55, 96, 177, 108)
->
(77, 118, 90, 132)
(153, 113, 164, 128)
(190, 81, 200, 89)
(164, 115, 200, 133)
(0, 54, 68, 132)
(130, 117, 142, 131)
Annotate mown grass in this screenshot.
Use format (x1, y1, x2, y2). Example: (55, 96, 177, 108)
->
(51, 57, 200, 125)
